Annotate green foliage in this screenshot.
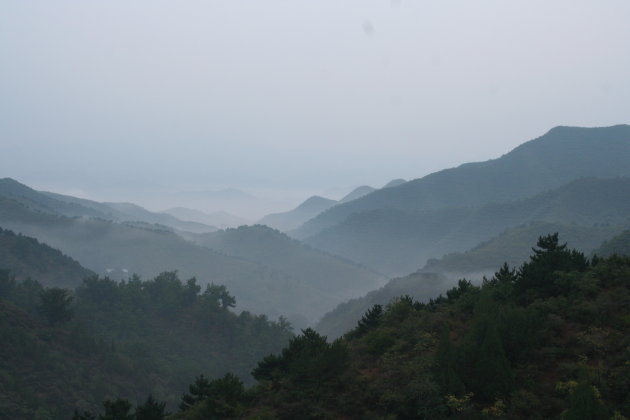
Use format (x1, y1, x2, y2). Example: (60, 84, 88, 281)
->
(100, 398, 134, 420)
(562, 382, 607, 420)
(198, 373, 245, 419)
(515, 233, 589, 301)
(180, 375, 212, 411)
(253, 328, 348, 386)
(38, 287, 73, 325)
(0, 271, 292, 419)
(433, 328, 464, 397)
(135, 395, 168, 420)
(348, 304, 382, 338)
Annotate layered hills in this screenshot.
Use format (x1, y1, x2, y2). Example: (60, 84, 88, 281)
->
(0, 182, 381, 325)
(258, 185, 378, 232)
(258, 196, 337, 232)
(189, 225, 383, 313)
(294, 125, 630, 240)
(0, 227, 93, 288)
(305, 176, 630, 275)
(0, 178, 216, 234)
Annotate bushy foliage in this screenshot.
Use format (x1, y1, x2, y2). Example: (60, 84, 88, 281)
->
(0, 271, 292, 419)
(171, 234, 630, 419)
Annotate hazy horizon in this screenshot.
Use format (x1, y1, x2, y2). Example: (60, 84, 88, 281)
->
(2, 1, 629, 217)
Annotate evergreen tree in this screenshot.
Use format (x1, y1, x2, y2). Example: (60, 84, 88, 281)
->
(135, 394, 168, 420)
(515, 233, 588, 300)
(38, 287, 74, 325)
(471, 316, 514, 400)
(180, 374, 212, 411)
(99, 398, 134, 420)
(202, 373, 246, 419)
(350, 304, 382, 338)
(433, 328, 465, 396)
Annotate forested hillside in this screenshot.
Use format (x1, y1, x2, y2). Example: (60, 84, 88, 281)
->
(0, 195, 351, 324)
(0, 271, 292, 420)
(160, 235, 630, 420)
(420, 221, 620, 277)
(190, 225, 383, 313)
(0, 227, 93, 288)
(316, 271, 449, 339)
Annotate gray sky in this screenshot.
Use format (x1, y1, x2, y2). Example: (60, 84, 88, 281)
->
(1, 1, 629, 216)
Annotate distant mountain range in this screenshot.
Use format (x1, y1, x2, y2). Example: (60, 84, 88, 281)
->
(163, 207, 250, 229)
(0, 181, 382, 325)
(293, 125, 630, 241)
(306, 176, 630, 275)
(0, 178, 217, 234)
(257, 184, 384, 232)
(258, 196, 337, 232)
(292, 125, 630, 275)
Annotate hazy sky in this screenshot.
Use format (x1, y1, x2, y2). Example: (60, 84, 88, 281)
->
(1, 1, 629, 214)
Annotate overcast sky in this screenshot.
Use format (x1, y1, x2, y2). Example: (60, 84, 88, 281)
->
(1, 1, 629, 215)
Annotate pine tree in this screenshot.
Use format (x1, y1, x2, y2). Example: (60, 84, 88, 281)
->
(515, 233, 588, 300)
(180, 375, 212, 411)
(135, 394, 168, 420)
(471, 316, 514, 401)
(350, 304, 383, 338)
(99, 398, 134, 420)
(434, 328, 465, 396)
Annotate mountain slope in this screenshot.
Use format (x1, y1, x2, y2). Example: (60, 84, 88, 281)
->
(420, 221, 622, 277)
(258, 195, 337, 232)
(596, 230, 630, 257)
(316, 271, 450, 339)
(0, 227, 93, 288)
(306, 177, 630, 275)
(164, 207, 249, 229)
(338, 185, 376, 203)
(0, 273, 292, 419)
(294, 125, 630, 239)
(190, 225, 384, 311)
(0, 178, 216, 234)
(0, 196, 339, 323)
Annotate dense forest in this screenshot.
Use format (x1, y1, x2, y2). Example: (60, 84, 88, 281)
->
(64, 234, 630, 419)
(0, 270, 292, 419)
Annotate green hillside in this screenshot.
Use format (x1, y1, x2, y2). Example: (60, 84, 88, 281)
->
(306, 177, 630, 276)
(0, 196, 369, 325)
(165, 235, 630, 420)
(0, 272, 292, 420)
(294, 125, 630, 239)
(316, 271, 450, 339)
(421, 221, 621, 277)
(0, 227, 93, 288)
